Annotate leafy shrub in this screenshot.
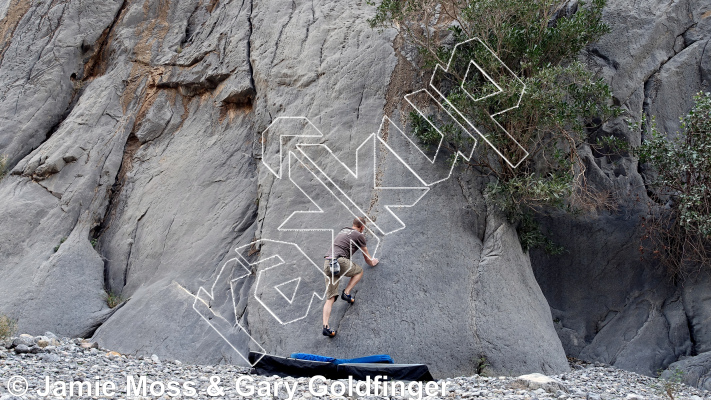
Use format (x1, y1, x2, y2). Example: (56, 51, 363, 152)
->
(637, 92, 711, 276)
(0, 314, 17, 341)
(652, 367, 685, 400)
(0, 155, 7, 181)
(474, 356, 490, 376)
(104, 291, 126, 308)
(369, 0, 618, 251)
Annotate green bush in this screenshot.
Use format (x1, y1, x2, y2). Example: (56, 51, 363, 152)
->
(369, 0, 618, 251)
(637, 92, 711, 276)
(652, 367, 685, 400)
(0, 314, 17, 341)
(104, 291, 126, 308)
(0, 155, 7, 181)
(474, 356, 490, 376)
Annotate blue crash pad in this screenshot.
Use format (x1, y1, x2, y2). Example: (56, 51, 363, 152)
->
(290, 353, 394, 365)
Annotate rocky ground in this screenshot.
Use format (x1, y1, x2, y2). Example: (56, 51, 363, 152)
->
(1, 334, 709, 400)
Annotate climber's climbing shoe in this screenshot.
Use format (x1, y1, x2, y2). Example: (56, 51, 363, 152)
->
(341, 289, 355, 304)
(322, 325, 336, 338)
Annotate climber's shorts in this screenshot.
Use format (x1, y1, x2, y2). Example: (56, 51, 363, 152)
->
(324, 257, 363, 299)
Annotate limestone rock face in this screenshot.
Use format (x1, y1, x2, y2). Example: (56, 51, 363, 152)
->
(0, 0, 126, 168)
(0, 0, 706, 381)
(0, 0, 568, 377)
(662, 351, 711, 391)
(531, 0, 711, 382)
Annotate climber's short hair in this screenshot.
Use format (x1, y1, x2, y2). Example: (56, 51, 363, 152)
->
(352, 217, 367, 229)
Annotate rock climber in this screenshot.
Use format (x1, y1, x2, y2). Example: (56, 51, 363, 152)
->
(321, 217, 379, 337)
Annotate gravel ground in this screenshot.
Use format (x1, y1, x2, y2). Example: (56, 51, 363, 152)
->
(1, 334, 710, 399)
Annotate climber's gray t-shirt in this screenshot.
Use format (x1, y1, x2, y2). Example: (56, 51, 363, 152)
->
(325, 227, 367, 259)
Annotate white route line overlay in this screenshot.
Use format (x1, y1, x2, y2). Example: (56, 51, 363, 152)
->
(274, 277, 301, 304)
(403, 89, 479, 163)
(248, 240, 327, 326)
(295, 133, 429, 236)
(193, 37, 527, 362)
(428, 37, 528, 169)
(193, 256, 266, 367)
(278, 151, 382, 283)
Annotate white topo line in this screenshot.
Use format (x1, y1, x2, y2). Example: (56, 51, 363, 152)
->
(194, 37, 526, 361)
